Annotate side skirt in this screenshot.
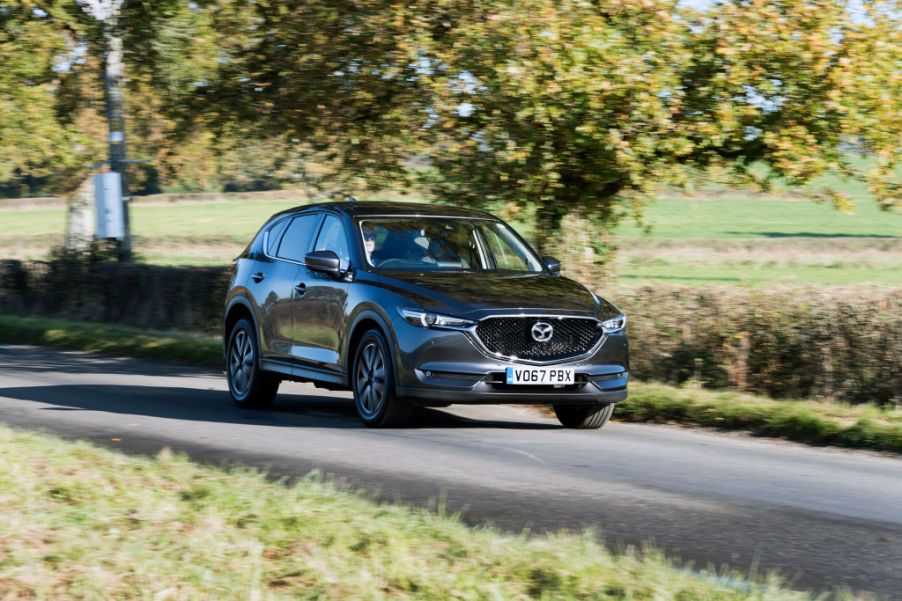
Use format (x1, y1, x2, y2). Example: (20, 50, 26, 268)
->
(259, 358, 349, 391)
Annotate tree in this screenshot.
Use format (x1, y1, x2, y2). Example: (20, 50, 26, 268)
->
(2, 0, 897, 259)
(0, 2, 94, 192)
(193, 0, 434, 193)
(676, 0, 901, 211)
(423, 0, 692, 250)
(422, 0, 900, 251)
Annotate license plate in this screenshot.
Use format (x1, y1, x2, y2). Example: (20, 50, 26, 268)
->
(505, 367, 575, 385)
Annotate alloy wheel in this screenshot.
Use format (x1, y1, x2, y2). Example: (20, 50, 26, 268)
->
(229, 329, 255, 397)
(356, 341, 386, 417)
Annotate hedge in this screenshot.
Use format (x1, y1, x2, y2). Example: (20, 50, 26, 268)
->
(1, 259, 899, 405)
(615, 286, 900, 405)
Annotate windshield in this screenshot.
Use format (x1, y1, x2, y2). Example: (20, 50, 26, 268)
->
(358, 217, 544, 273)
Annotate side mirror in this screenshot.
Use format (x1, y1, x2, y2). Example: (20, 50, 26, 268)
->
(305, 250, 341, 275)
(543, 255, 562, 276)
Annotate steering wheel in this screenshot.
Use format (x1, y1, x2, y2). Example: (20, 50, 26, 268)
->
(376, 258, 411, 268)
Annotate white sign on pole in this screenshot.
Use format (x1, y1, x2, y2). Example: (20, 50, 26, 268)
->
(94, 172, 124, 240)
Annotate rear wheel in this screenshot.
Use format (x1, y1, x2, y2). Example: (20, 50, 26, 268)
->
(554, 403, 614, 429)
(353, 329, 412, 427)
(227, 318, 279, 408)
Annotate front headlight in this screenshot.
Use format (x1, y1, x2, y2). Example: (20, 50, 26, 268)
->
(601, 314, 627, 334)
(398, 307, 475, 330)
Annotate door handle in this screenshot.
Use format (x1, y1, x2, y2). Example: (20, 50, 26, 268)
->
(294, 282, 307, 296)
(251, 272, 265, 283)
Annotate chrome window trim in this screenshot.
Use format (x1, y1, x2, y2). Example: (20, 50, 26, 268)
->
(467, 314, 607, 366)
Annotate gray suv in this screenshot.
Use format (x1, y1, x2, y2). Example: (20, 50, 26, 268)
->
(224, 202, 628, 428)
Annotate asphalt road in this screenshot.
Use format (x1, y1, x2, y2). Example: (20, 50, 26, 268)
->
(1, 344, 900, 598)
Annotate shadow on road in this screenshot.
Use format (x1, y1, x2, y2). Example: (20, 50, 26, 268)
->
(0, 384, 559, 430)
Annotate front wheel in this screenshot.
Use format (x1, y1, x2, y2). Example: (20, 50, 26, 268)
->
(554, 403, 614, 429)
(353, 329, 412, 427)
(227, 317, 279, 408)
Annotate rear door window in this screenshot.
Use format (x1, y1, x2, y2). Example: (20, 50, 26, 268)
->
(276, 213, 321, 262)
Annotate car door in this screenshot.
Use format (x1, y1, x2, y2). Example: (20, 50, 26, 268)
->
(257, 212, 322, 360)
(290, 213, 351, 374)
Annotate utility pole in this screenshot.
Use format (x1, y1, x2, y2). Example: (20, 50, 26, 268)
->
(103, 12, 131, 260)
(80, 0, 132, 260)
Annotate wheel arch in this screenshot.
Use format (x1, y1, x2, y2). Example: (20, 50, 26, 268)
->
(224, 296, 258, 355)
(345, 308, 400, 390)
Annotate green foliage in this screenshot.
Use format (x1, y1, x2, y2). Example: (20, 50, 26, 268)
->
(424, 0, 901, 248)
(425, 0, 693, 247)
(0, 2, 90, 187)
(0, 258, 231, 333)
(0, 0, 898, 240)
(192, 0, 432, 192)
(616, 285, 902, 405)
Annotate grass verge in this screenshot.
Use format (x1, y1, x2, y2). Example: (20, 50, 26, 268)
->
(0, 314, 221, 366)
(2, 314, 899, 454)
(0, 424, 816, 599)
(618, 384, 901, 454)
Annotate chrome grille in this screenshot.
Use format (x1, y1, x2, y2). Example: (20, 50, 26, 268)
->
(474, 317, 602, 362)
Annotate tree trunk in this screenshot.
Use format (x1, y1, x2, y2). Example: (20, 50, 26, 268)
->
(64, 176, 95, 253)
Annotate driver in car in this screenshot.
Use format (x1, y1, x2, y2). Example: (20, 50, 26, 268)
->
(362, 225, 377, 264)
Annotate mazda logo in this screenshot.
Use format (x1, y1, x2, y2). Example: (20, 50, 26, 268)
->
(531, 321, 554, 343)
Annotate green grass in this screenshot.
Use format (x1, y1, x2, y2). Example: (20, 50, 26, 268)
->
(0, 198, 301, 241)
(2, 314, 899, 454)
(0, 424, 818, 600)
(0, 314, 222, 365)
(1, 188, 900, 283)
(612, 259, 902, 286)
(609, 194, 901, 285)
(615, 196, 902, 239)
(619, 384, 902, 454)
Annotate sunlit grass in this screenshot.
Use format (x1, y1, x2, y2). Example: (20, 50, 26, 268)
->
(1, 189, 899, 285)
(0, 424, 834, 600)
(0, 314, 221, 365)
(619, 384, 902, 454)
(615, 196, 901, 239)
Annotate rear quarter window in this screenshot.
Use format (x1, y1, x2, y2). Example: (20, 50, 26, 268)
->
(265, 219, 290, 256)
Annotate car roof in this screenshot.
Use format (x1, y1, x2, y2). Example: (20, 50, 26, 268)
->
(270, 201, 498, 221)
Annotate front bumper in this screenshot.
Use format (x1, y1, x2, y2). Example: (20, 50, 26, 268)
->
(391, 314, 629, 406)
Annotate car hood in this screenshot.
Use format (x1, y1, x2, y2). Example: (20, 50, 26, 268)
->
(377, 271, 598, 317)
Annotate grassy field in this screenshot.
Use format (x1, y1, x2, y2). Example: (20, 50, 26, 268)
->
(1, 189, 900, 285)
(0, 424, 821, 600)
(3, 314, 899, 453)
(611, 193, 901, 285)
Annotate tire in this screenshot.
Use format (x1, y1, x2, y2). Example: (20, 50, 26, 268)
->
(226, 317, 280, 409)
(352, 328, 412, 427)
(553, 403, 614, 429)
